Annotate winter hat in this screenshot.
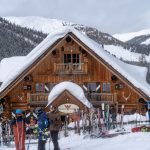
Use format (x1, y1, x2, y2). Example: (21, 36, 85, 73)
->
(15, 109, 23, 114)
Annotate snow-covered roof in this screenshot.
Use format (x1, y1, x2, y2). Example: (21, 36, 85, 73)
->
(46, 81, 92, 108)
(0, 26, 150, 98)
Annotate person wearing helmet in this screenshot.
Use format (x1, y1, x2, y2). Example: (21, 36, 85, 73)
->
(10, 109, 29, 150)
(35, 107, 49, 150)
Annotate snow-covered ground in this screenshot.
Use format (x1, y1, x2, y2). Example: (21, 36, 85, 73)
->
(0, 113, 149, 150)
(1, 131, 150, 150)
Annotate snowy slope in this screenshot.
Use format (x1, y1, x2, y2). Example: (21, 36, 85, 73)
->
(104, 45, 150, 62)
(5, 16, 68, 34)
(113, 29, 150, 42)
(104, 45, 141, 62)
(141, 38, 150, 45)
(5, 16, 150, 63)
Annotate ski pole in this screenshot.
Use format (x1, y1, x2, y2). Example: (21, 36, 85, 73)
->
(27, 133, 32, 150)
(48, 131, 51, 150)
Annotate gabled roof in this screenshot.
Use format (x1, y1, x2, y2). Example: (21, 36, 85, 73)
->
(0, 27, 150, 99)
(47, 81, 92, 108)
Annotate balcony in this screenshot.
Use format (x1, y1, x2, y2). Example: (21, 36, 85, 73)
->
(54, 63, 88, 74)
(27, 93, 48, 105)
(27, 92, 117, 106)
(85, 93, 117, 105)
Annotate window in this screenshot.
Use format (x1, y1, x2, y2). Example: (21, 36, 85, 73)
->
(102, 83, 111, 93)
(83, 82, 100, 93)
(83, 82, 100, 101)
(72, 54, 79, 63)
(64, 54, 71, 63)
(35, 83, 45, 92)
(36, 83, 56, 93)
(44, 83, 56, 93)
(64, 54, 80, 63)
(87, 83, 96, 93)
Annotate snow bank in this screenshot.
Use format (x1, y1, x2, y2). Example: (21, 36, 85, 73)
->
(117, 113, 148, 123)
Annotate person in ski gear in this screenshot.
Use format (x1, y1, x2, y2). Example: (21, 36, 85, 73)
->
(26, 116, 37, 135)
(47, 106, 63, 150)
(35, 107, 49, 150)
(10, 109, 29, 150)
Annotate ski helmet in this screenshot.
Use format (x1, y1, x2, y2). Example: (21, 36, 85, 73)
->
(35, 107, 43, 115)
(15, 109, 23, 114)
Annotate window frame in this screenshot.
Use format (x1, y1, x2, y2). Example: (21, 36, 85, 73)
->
(102, 82, 111, 93)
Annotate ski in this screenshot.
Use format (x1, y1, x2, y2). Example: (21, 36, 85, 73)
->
(105, 104, 110, 130)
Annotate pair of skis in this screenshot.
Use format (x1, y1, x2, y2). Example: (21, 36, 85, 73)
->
(0, 120, 14, 147)
(101, 103, 111, 131)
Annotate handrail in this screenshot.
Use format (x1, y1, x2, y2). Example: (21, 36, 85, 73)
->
(28, 92, 117, 103)
(54, 63, 88, 74)
(85, 93, 117, 102)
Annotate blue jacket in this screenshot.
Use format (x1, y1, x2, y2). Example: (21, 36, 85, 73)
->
(37, 112, 49, 140)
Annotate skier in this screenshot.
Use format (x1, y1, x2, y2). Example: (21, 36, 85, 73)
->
(47, 107, 63, 150)
(35, 107, 49, 150)
(10, 109, 29, 150)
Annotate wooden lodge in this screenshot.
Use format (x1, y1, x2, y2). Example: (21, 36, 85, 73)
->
(0, 28, 149, 119)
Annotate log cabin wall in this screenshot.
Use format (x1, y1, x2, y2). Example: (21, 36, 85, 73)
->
(6, 36, 145, 116)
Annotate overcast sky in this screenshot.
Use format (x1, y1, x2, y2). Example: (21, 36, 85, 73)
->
(1, 0, 150, 34)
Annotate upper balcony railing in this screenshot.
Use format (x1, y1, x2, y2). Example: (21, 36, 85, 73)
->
(54, 63, 88, 74)
(27, 92, 117, 105)
(27, 93, 48, 103)
(85, 93, 117, 104)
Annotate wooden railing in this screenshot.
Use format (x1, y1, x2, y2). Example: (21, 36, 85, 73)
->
(27, 93, 48, 103)
(85, 93, 117, 103)
(54, 63, 88, 74)
(27, 92, 117, 104)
